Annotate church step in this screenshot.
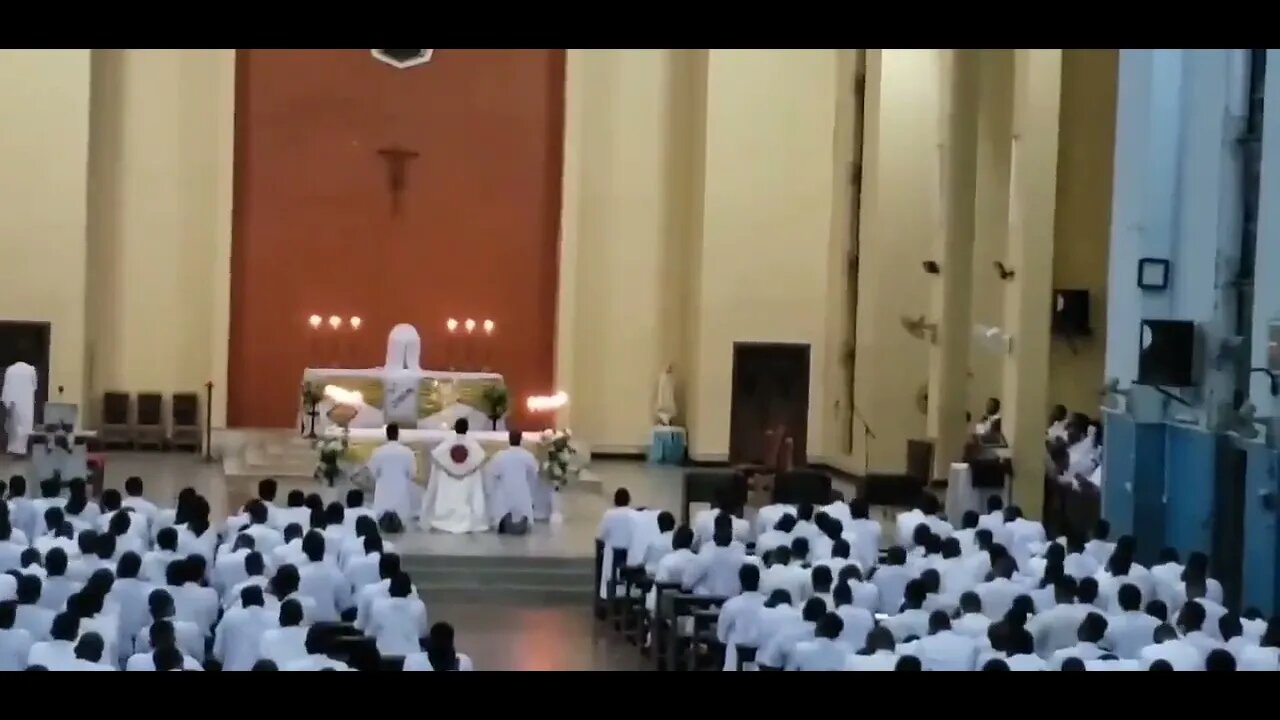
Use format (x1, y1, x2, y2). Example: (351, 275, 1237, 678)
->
(409, 580, 592, 606)
(404, 566, 593, 590)
(400, 553, 593, 572)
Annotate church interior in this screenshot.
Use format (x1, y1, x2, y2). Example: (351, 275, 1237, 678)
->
(1, 48, 1280, 672)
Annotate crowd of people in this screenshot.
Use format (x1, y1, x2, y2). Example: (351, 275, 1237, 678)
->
(0, 475, 473, 671)
(600, 487, 1278, 671)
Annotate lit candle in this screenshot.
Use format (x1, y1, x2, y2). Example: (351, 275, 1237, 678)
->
(444, 319, 459, 370)
(307, 315, 322, 367)
(328, 316, 343, 367)
(480, 320, 495, 370)
(462, 319, 477, 371)
(350, 316, 362, 331)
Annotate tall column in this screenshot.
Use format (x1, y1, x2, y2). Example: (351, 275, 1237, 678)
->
(1243, 49, 1280, 612)
(1001, 50, 1063, 515)
(926, 50, 980, 478)
(968, 51, 1014, 417)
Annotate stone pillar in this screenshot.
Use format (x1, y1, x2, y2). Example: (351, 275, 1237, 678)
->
(926, 50, 980, 478)
(1000, 50, 1063, 516)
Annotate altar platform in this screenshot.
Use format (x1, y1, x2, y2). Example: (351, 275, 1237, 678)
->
(216, 427, 602, 516)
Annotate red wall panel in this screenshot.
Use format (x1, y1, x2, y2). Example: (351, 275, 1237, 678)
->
(229, 49, 565, 428)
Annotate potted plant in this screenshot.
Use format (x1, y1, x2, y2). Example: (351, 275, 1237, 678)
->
(481, 384, 509, 430)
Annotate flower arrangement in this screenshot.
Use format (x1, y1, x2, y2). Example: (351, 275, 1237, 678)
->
(315, 435, 348, 487)
(539, 428, 580, 490)
(481, 384, 509, 430)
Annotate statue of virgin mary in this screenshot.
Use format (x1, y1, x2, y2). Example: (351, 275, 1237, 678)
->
(655, 363, 678, 426)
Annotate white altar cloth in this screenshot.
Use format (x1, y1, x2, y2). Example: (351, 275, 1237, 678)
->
(302, 367, 505, 433)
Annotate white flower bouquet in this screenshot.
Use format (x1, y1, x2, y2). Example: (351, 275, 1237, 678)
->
(315, 434, 349, 487)
(539, 428, 583, 490)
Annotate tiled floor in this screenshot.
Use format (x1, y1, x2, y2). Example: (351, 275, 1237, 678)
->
(432, 603, 646, 671)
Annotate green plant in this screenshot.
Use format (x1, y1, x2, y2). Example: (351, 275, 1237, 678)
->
(481, 384, 510, 430)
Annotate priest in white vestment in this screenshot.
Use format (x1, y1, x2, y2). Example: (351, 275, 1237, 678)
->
(419, 419, 489, 534)
(369, 423, 418, 529)
(2, 359, 37, 456)
(486, 431, 537, 534)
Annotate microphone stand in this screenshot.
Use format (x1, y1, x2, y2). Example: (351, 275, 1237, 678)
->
(852, 404, 875, 475)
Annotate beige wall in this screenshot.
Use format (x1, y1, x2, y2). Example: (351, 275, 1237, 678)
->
(85, 49, 236, 428)
(847, 50, 944, 473)
(83, 49, 236, 428)
(1049, 49, 1116, 418)
(554, 49, 702, 453)
(556, 49, 855, 460)
(0, 50, 234, 429)
(0, 50, 92, 408)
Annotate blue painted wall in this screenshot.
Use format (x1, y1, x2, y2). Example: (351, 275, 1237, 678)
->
(1163, 424, 1216, 558)
(1242, 443, 1279, 611)
(1101, 50, 1268, 607)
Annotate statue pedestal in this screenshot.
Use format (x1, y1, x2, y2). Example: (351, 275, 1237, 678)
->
(647, 425, 686, 465)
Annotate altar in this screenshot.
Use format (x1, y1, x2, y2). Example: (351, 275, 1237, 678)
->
(301, 323, 508, 434)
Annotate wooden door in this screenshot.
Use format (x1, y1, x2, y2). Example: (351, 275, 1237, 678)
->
(728, 342, 811, 467)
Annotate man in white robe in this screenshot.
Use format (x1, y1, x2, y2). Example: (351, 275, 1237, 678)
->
(27, 612, 80, 669)
(2, 358, 37, 456)
(283, 626, 353, 671)
(0, 601, 33, 671)
(258, 600, 309, 667)
(717, 564, 765, 671)
(789, 613, 851, 671)
(213, 586, 277, 671)
(369, 423, 418, 530)
(365, 573, 428, 655)
(419, 419, 489, 534)
(485, 431, 536, 534)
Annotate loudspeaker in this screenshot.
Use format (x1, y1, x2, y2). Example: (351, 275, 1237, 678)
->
(1052, 290, 1091, 336)
(1137, 319, 1197, 387)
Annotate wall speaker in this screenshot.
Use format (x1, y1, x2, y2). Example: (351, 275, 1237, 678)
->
(1052, 290, 1091, 336)
(1137, 319, 1197, 387)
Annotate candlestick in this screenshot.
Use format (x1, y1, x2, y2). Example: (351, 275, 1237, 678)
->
(463, 319, 476, 370)
(482, 319, 495, 371)
(308, 315, 322, 367)
(348, 316, 362, 367)
(328, 316, 343, 367)
(445, 318, 459, 370)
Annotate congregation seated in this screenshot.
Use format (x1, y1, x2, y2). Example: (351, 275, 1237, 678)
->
(599, 483, 1280, 672)
(0, 472, 470, 671)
